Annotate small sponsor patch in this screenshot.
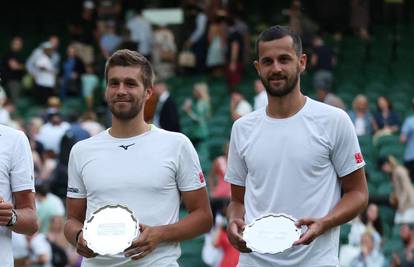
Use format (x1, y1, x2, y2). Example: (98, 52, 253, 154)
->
(67, 187, 80, 193)
(355, 152, 364, 164)
(199, 172, 205, 183)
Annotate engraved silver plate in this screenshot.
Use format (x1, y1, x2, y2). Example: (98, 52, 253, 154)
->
(83, 204, 139, 255)
(243, 213, 301, 254)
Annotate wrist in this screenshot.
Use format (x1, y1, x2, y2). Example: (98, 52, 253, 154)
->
(6, 209, 17, 227)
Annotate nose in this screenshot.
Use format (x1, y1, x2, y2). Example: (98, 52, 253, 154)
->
(116, 82, 128, 95)
(271, 61, 283, 73)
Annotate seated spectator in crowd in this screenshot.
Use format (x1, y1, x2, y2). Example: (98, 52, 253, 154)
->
(391, 224, 414, 267)
(208, 143, 230, 200)
(253, 79, 267, 110)
(206, 11, 227, 77)
(60, 44, 85, 99)
(152, 24, 177, 81)
(350, 232, 385, 267)
(99, 21, 122, 59)
(379, 155, 414, 224)
(26, 35, 60, 79)
(230, 91, 252, 121)
(80, 110, 104, 136)
(225, 16, 244, 92)
(311, 35, 335, 90)
(12, 231, 53, 267)
(348, 94, 376, 136)
(152, 80, 181, 132)
(401, 98, 414, 181)
(0, 36, 26, 103)
(373, 95, 400, 135)
(126, 8, 153, 59)
(348, 203, 383, 249)
(35, 182, 65, 234)
(182, 82, 211, 149)
(36, 110, 70, 155)
(316, 87, 346, 110)
(81, 64, 100, 110)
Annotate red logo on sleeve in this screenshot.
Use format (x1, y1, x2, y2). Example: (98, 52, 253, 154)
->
(355, 152, 364, 164)
(199, 172, 205, 183)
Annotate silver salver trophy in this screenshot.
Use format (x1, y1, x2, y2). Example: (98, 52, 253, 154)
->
(243, 213, 302, 254)
(82, 204, 139, 255)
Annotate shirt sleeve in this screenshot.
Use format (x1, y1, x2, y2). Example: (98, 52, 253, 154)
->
(176, 136, 206, 191)
(224, 123, 248, 186)
(10, 131, 35, 192)
(67, 144, 87, 198)
(401, 118, 412, 137)
(330, 110, 366, 178)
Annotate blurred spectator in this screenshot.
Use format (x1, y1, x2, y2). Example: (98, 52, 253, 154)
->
(182, 82, 211, 149)
(350, 0, 370, 40)
(348, 94, 376, 136)
(230, 91, 252, 121)
(391, 224, 414, 267)
(231, 6, 251, 66)
(0, 86, 11, 125)
(35, 182, 65, 234)
(26, 36, 60, 78)
(152, 24, 177, 81)
(202, 212, 224, 267)
(283, 0, 319, 49)
(12, 232, 53, 267)
(0, 36, 26, 103)
(208, 143, 230, 200)
(60, 44, 85, 99)
(348, 203, 383, 249)
(253, 79, 267, 110)
(400, 99, 414, 181)
(311, 35, 336, 94)
(117, 28, 139, 51)
(80, 110, 105, 136)
(31, 42, 59, 105)
(99, 21, 122, 59)
(96, 0, 123, 36)
(225, 17, 244, 92)
(36, 111, 70, 155)
(68, 0, 97, 65)
(81, 64, 100, 110)
(183, 3, 208, 73)
(214, 204, 239, 267)
(46, 216, 76, 267)
(350, 232, 385, 267)
(153, 81, 181, 132)
(316, 88, 346, 110)
(206, 11, 227, 77)
(373, 95, 400, 136)
(126, 8, 153, 59)
(379, 155, 414, 224)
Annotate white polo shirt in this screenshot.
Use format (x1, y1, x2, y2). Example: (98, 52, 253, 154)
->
(0, 125, 35, 267)
(67, 126, 205, 266)
(225, 97, 365, 267)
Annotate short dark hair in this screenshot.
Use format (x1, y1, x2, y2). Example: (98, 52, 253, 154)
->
(104, 49, 154, 89)
(255, 25, 302, 57)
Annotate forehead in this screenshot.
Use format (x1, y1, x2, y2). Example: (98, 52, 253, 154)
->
(257, 36, 297, 59)
(107, 66, 142, 81)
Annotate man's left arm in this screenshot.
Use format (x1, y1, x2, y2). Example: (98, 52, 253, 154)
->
(0, 190, 38, 235)
(124, 187, 213, 260)
(294, 168, 368, 245)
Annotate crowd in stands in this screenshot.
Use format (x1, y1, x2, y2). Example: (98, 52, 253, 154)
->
(0, 0, 412, 266)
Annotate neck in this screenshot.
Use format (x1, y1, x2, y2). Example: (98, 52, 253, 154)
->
(266, 88, 306, 119)
(109, 113, 150, 138)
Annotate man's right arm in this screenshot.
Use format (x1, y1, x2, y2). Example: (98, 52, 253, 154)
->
(64, 197, 97, 258)
(227, 184, 251, 253)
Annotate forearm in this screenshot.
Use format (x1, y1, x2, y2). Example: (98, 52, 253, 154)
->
(10, 207, 38, 235)
(321, 190, 368, 230)
(227, 200, 245, 222)
(64, 218, 84, 247)
(157, 208, 212, 242)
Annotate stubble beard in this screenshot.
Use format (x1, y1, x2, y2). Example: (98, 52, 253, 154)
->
(261, 68, 300, 98)
(110, 98, 144, 121)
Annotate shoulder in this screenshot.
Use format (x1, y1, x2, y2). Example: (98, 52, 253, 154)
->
(232, 108, 264, 132)
(151, 127, 190, 145)
(305, 98, 351, 124)
(71, 129, 107, 152)
(0, 125, 27, 143)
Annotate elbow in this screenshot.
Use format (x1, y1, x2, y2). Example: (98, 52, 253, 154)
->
(359, 190, 369, 213)
(27, 219, 40, 235)
(203, 209, 214, 234)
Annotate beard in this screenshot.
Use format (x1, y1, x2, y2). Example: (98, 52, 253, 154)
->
(109, 97, 144, 121)
(261, 67, 300, 97)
